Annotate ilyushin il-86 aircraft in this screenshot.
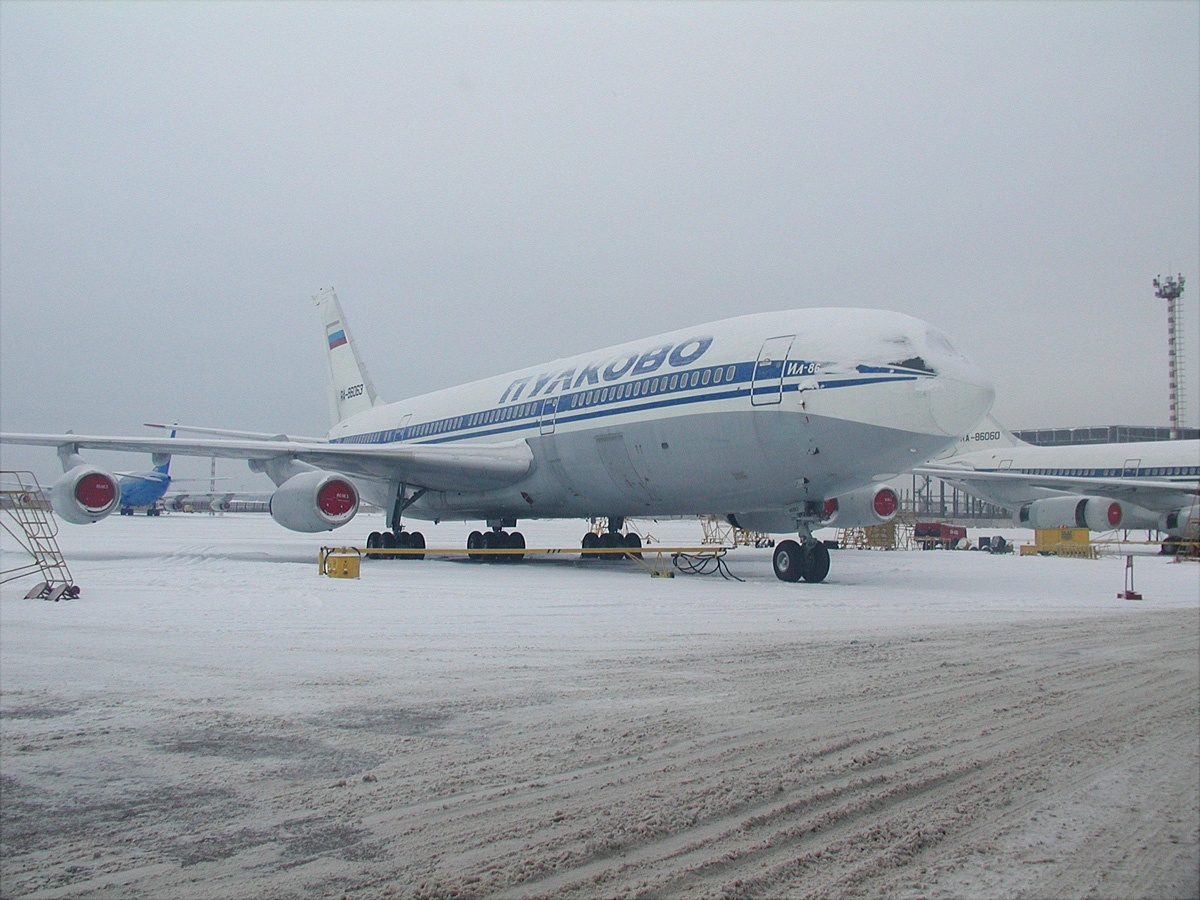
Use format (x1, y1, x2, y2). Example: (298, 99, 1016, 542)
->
(1, 289, 993, 582)
(915, 417, 1200, 549)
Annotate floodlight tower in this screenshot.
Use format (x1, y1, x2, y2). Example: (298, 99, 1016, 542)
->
(1153, 273, 1186, 439)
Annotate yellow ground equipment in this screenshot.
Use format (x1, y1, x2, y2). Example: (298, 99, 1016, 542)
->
(320, 547, 362, 578)
(1020, 528, 1097, 559)
(320, 542, 734, 579)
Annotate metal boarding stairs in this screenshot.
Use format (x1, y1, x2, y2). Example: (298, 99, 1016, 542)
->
(1, 471, 80, 600)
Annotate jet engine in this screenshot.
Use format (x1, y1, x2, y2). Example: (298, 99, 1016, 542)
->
(50, 466, 122, 524)
(1015, 496, 1159, 532)
(268, 470, 359, 533)
(1160, 498, 1200, 539)
(726, 485, 900, 534)
(819, 484, 900, 527)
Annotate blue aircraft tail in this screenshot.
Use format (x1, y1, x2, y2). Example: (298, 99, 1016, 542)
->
(150, 429, 176, 474)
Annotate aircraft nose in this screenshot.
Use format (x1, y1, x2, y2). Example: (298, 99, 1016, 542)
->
(926, 360, 994, 437)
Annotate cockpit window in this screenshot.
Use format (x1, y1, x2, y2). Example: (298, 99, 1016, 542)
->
(926, 328, 966, 360)
(892, 356, 935, 374)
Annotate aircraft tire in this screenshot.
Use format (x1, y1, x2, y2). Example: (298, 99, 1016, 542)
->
(581, 531, 599, 559)
(380, 530, 397, 560)
(467, 530, 484, 561)
(801, 540, 831, 583)
(773, 540, 803, 582)
(394, 531, 415, 559)
(482, 529, 504, 561)
(366, 531, 382, 559)
(624, 531, 643, 559)
(507, 530, 525, 562)
(409, 531, 425, 561)
(597, 532, 622, 558)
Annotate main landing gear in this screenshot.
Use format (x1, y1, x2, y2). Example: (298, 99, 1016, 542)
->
(581, 516, 642, 559)
(467, 527, 525, 562)
(366, 529, 426, 560)
(368, 481, 428, 559)
(772, 538, 830, 583)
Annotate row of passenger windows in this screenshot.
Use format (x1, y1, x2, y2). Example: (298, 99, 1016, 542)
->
(569, 364, 739, 410)
(343, 363, 746, 444)
(1023, 466, 1198, 477)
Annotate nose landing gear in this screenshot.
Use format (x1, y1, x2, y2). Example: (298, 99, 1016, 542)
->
(772, 538, 830, 583)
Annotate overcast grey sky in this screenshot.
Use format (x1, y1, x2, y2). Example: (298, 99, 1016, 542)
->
(2, 1, 1197, 486)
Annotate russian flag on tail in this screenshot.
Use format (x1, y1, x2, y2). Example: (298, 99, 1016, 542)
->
(327, 321, 348, 349)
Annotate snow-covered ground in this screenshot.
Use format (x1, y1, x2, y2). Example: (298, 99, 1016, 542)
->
(2, 513, 1198, 899)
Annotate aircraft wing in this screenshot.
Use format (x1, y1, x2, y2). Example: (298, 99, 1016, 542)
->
(914, 464, 1199, 513)
(0, 432, 534, 493)
(142, 422, 329, 443)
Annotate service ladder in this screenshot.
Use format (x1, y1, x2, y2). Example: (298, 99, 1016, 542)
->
(1, 471, 80, 600)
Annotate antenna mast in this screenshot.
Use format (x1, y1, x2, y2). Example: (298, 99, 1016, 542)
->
(1153, 273, 1186, 439)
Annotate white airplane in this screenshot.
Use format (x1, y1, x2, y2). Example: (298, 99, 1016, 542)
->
(1, 289, 994, 582)
(915, 417, 1200, 546)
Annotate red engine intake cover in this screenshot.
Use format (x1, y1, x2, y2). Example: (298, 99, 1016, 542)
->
(317, 480, 356, 517)
(75, 472, 117, 511)
(1107, 501, 1122, 527)
(873, 488, 899, 518)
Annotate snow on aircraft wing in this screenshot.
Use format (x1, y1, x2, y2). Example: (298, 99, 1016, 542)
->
(914, 463, 1199, 513)
(0, 432, 534, 493)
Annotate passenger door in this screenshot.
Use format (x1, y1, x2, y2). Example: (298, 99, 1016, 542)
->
(751, 335, 795, 406)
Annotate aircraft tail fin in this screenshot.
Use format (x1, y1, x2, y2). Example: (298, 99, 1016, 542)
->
(150, 428, 176, 473)
(313, 288, 383, 426)
(936, 414, 1028, 459)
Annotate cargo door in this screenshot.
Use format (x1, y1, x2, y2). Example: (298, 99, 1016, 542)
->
(594, 433, 657, 503)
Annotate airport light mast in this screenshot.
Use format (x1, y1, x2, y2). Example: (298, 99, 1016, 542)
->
(1153, 273, 1186, 439)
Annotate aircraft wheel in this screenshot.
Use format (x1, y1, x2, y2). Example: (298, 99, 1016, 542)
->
(624, 531, 643, 559)
(409, 531, 426, 561)
(597, 532, 622, 558)
(394, 531, 414, 559)
(801, 540, 831, 583)
(581, 531, 599, 559)
(467, 530, 484, 561)
(773, 540, 803, 582)
(482, 529, 504, 561)
(380, 530, 397, 560)
(507, 530, 525, 562)
(366, 531, 382, 559)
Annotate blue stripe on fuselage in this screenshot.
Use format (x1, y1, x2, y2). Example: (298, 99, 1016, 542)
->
(976, 466, 1199, 480)
(330, 359, 926, 447)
